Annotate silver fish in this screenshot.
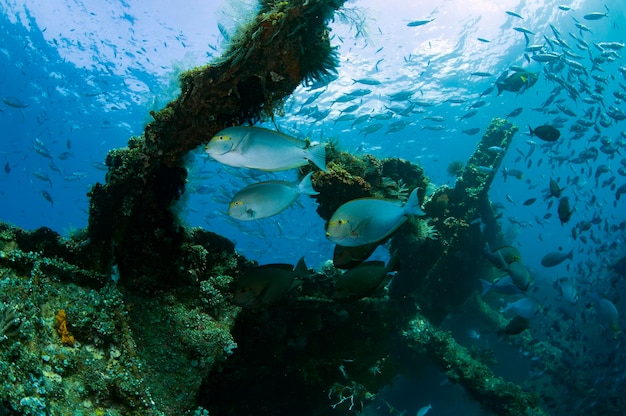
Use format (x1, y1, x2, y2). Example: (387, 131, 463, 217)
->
(205, 126, 327, 172)
(326, 188, 425, 247)
(228, 172, 318, 220)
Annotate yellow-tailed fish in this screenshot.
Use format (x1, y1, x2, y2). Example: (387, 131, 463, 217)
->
(228, 172, 318, 220)
(326, 188, 425, 247)
(232, 257, 309, 308)
(205, 126, 327, 172)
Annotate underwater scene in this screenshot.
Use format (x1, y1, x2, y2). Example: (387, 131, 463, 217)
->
(1, 0, 625, 415)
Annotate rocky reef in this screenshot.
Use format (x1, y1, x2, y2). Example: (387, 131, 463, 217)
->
(0, 1, 550, 415)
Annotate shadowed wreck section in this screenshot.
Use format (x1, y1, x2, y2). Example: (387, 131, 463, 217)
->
(0, 1, 551, 415)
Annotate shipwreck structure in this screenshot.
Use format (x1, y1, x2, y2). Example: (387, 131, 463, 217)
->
(0, 1, 549, 415)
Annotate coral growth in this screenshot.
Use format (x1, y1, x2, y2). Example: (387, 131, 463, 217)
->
(54, 309, 75, 346)
(447, 159, 465, 177)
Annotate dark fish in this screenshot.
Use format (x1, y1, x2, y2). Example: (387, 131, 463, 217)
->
(479, 86, 495, 97)
(541, 250, 573, 267)
(529, 125, 560, 142)
(2, 96, 29, 108)
(531, 52, 562, 62)
(498, 316, 530, 336)
(462, 128, 481, 135)
(612, 256, 626, 277)
(407, 19, 435, 27)
(471, 72, 493, 77)
(352, 78, 381, 86)
(496, 70, 538, 95)
(506, 107, 523, 118)
(334, 256, 398, 301)
(3, 162, 9, 174)
(557, 197, 574, 225)
(217, 22, 230, 41)
(513, 27, 534, 35)
(505, 11, 524, 19)
(232, 258, 309, 308)
(556, 103, 576, 117)
(422, 125, 446, 131)
(469, 100, 487, 109)
(548, 178, 564, 198)
(523, 198, 537, 206)
(460, 110, 478, 120)
(347, 88, 372, 97)
(616, 184, 626, 201)
(583, 12, 609, 20)
(41, 190, 54, 206)
(333, 242, 379, 269)
(485, 244, 522, 268)
(507, 261, 533, 291)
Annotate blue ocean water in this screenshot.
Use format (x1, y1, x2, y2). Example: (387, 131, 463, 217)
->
(1, 0, 625, 414)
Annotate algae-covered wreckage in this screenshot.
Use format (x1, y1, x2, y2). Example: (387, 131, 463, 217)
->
(0, 1, 548, 415)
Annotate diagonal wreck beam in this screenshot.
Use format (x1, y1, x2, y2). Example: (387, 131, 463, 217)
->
(403, 314, 547, 416)
(391, 118, 518, 323)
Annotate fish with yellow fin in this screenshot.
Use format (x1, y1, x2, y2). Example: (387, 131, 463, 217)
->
(205, 126, 327, 172)
(326, 188, 425, 247)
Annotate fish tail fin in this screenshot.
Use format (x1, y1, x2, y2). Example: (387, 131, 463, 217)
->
(306, 143, 327, 172)
(496, 250, 508, 269)
(298, 172, 319, 195)
(528, 125, 535, 137)
(567, 249, 574, 261)
(495, 83, 503, 96)
(294, 256, 312, 279)
(480, 279, 493, 296)
(404, 188, 426, 217)
(386, 250, 402, 273)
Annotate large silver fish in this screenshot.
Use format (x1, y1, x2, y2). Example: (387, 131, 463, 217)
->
(205, 126, 327, 172)
(228, 172, 318, 220)
(326, 188, 425, 247)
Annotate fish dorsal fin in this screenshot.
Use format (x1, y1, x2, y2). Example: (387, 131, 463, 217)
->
(297, 172, 319, 196)
(293, 256, 312, 278)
